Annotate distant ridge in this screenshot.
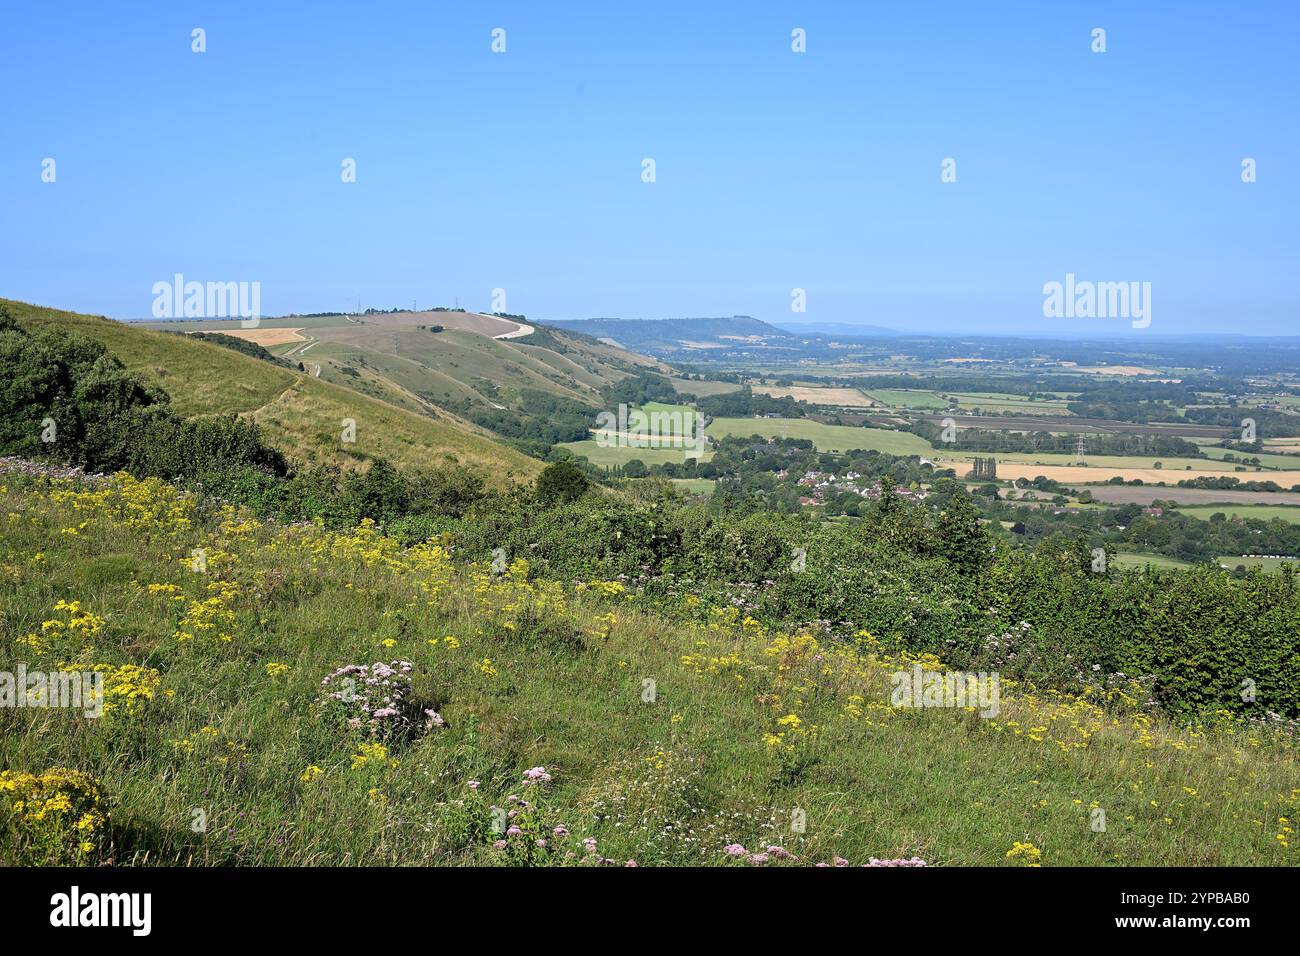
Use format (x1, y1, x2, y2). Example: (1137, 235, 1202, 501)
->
(545, 315, 800, 354)
(772, 319, 900, 337)
(549, 315, 785, 338)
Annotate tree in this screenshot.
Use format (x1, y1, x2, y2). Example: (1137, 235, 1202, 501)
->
(344, 458, 408, 522)
(536, 460, 589, 505)
(407, 466, 486, 518)
(933, 489, 993, 573)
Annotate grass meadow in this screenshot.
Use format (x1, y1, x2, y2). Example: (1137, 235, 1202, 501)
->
(705, 418, 933, 456)
(2, 469, 1296, 866)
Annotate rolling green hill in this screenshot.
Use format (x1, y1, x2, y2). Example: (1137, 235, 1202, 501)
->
(132, 309, 674, 456)
(140, 311, 667, 412)
(1, 299, 541, 484)
(309, 325, 657, 410)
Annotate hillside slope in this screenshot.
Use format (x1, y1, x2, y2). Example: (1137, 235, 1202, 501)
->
(138, 310, 668, 413)
(1, 466, 1296, 866)
(1, 299, 541, 483)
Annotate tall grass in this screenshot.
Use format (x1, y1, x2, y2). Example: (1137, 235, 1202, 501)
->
(1, 468, 1295, 866)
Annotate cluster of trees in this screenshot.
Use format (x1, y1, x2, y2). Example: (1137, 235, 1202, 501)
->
(609, 435, 947, 499)
(1182, 405, 1297, 437)
(0, 308, 286, 481)
(909, 421, 1203, 457)
(696, 386, 806, 419)
(988, 489, 1300, 565)
(455, 388, 599, 456)
(604, 372, 680, 407)
(1175, 475, 1300, 493)
(1062, 381, 1204, 422)
(198, 456, 591, 542)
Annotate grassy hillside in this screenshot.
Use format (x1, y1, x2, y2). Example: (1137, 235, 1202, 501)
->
(139, 310, 667, 413)
(1, 467, 1295, 865)
(311, 327, 634, 408)
(2, 299, 294, 418)
(1, 299, 541, 483)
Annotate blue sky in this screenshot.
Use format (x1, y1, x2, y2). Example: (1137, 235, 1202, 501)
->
(2, 1, 1296, 334)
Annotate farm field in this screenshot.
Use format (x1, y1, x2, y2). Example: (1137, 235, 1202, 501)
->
(989, 463, 1300, 485)
(670, 477, 717, 494)
(1217, 555, 1300, 571)
(207, 327, 307, 347)
(916, 413, 1233, 438)
(639, 401, 699, 417)
(1190, 441, 1300, 470)
(666, 377, 742, 397)
(139, 314, 353, 333)
(1262, 437, 1300, 452)
(1110, 552, 1196, 570)
(945, 392, 1074, 414)
(1177, 505, 1300, 523)
(564, 402, 709, 467)
(1071, 485, 1300, 507)
(557, 439, 711, 467)
(705, 417, 933, 455)
(1070, 365, 1163, 376)
(863, 388, 948, 409)
(942, 449, 1260, 471)
(752, 385, 876, 407)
